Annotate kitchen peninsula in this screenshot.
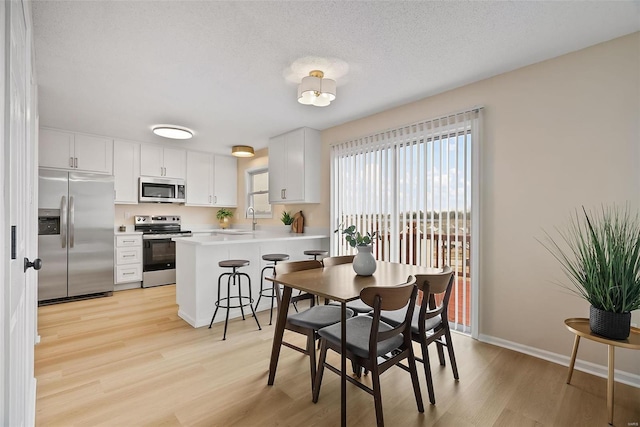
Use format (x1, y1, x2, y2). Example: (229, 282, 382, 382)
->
(174, 230, 329, 328)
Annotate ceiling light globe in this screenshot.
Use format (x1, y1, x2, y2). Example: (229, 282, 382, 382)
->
(297, 70, 336, 107)
(313, 96, 331, 107)
(320, 78, 336, 101)
(298, 90, 317, 105)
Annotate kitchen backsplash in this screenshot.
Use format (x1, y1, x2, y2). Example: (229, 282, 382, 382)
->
(114, 204, 226, 227)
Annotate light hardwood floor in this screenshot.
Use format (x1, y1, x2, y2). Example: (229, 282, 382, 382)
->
(35, 285, 640, 426)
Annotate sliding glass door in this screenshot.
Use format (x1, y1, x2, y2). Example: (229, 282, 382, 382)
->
(331, 108, 481, 333)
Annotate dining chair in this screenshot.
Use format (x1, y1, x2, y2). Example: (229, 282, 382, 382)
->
(379, 266, 457, 404)
(274, 260, 355, 393)
(312, 276, 423, 427)
(322, 255, 372, 314)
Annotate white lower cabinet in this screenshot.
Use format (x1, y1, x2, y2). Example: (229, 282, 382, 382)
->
(115, 234, 143, 286)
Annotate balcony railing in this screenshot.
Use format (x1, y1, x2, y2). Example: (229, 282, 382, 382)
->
(337, 219, 471, 331)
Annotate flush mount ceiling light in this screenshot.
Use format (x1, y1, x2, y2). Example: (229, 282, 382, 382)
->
(231, 145, 255, 158)
(297, 70, 336, 107)
(152, 125, 194, 140)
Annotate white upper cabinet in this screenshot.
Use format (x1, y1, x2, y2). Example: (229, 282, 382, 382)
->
(268, 127, 320, 204)
(185, 151, 237, 207)
(185, 151, 213, 206)
(39, 128, 113, 174)
(140, 145, 186, 179)
(113, 140, 140, 204)
(213, 155, 237, 207)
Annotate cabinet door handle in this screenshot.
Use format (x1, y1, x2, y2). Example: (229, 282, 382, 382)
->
(122, 254, 135, 258)
(214, 195, 217, 204)
(74, 157, 78, 168)
(123, 240, 135, 243)
(283, 189, 287, 199)
(123, 272, 135, 275)
(70, 157, 74, 168)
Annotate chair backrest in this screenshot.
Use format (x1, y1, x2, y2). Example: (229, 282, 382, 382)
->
(322, 255, 355, 267)
(360, 276, 418, 347)
(273, 260, 323, 306)
(414, 266, 453, 295)
(275, 259, 322, 275)
(414, 266, 455, 322)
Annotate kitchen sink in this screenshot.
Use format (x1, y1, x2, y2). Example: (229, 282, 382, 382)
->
(214, 229, 254, 235)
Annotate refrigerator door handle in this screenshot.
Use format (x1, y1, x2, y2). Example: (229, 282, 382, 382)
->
(69, 195, 75, 248)
(60, 196, 67, 248)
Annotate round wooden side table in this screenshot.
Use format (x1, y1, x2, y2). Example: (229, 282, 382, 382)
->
(564, 318, 640, 425)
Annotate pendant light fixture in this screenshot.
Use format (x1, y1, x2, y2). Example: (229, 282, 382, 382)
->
(297, 70, 336, 107)
(152, 125, 194, 140)
(231, 145, 255, 157)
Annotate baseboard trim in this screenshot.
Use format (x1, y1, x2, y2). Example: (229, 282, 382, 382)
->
(177, 309, 198, 328)
(478, 334, 640, 389)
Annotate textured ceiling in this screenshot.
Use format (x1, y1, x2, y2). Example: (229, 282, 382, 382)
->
(32, 1, 640, 154)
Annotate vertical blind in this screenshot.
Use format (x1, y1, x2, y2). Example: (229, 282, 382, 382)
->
(330, 107, 482, 332)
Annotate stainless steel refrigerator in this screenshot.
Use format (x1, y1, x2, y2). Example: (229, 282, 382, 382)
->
(37, 169, 114, 302)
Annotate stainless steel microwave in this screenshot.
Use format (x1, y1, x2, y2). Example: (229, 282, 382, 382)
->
(139, 177, 186, 203)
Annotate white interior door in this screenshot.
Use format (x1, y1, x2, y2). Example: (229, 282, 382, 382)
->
(2, 0, 38, 425)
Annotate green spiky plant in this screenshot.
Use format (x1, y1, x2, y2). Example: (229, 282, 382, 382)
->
(216, 208, 234, 220)
(280, 210, 294, 225)
(541, 205, 640, 313)
(334, 224, 379, 247)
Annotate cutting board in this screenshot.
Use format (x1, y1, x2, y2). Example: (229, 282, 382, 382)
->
(291, 211, 304, 233)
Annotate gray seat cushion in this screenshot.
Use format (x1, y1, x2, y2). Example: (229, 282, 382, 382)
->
(380, 306, 442, 335)
(318, 316, 404, 359)
(347, 299, 373, 314)
(288, 305, 355, 330)
(329, 298, 373, 314)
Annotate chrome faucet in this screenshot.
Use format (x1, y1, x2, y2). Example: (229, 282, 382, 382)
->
(247, 206, 256, 231)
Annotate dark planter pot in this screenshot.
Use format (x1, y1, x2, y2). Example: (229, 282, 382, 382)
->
(589, 305, 631, 340)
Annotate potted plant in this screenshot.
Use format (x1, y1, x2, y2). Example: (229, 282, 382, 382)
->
(541, 205, 640, 340)
(280, 210, 294, 232)
(216, 208, 234, 229)
(335, 224, 379, 276)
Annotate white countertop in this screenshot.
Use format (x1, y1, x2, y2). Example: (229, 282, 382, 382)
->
(173, 231, 329, 246)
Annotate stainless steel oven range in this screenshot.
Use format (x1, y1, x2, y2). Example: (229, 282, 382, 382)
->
(134, 215, 192, 288)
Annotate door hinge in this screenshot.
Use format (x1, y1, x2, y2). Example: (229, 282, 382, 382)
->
(11, 225, 16, 259)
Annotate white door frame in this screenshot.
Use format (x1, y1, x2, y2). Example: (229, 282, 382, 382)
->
(1, 0, 38, 424)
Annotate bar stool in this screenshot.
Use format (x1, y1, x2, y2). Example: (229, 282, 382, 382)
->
(296, 250, 329, 308)
(209, 259, 261, 340)
(304, 249, 328, 261)
(254, 253, 290, 325)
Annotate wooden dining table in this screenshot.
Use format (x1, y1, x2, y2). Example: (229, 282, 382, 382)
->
(266, 260, 441, 426)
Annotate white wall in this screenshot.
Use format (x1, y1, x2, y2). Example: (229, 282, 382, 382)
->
(318, 33, 639, 376)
